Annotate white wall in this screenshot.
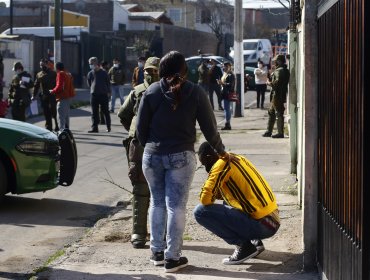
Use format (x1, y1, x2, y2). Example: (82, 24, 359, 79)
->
(112, 1, 130, 31)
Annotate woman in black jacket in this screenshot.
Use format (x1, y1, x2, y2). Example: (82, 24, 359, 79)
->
(136, 50, 228, 273)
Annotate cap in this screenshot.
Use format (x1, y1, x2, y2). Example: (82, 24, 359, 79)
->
(144, 56, 160, 70)
(273, 54, 286, 63)
(197, 142, 217, 157)
(12, 61, 23, 71)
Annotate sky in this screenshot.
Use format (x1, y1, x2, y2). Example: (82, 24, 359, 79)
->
(1, 0, 290, 9)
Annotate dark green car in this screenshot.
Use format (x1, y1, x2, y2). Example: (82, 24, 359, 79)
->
(0, 118, 77, 198)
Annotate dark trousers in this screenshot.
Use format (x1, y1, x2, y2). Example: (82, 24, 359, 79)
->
(41, 94, 58, 131)
(208, 83, 222, 109)
(255, 84, 267, 108)
(11, 103, 26, 121)
(91, 94, 111, 130)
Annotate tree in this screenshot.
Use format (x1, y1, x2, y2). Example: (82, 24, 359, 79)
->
(195, 0, 233, 55)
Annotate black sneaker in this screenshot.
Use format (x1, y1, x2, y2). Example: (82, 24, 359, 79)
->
(251, 239, 265, 257)
(262, 131, 272, 137)
(150, 251, 164, 266)
(164, 256, 188, 273)
(272, 133, 284, 138)
(222, 242, 259, 265)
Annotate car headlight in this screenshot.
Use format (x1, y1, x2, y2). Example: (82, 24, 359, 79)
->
(16, 139, 59, 156)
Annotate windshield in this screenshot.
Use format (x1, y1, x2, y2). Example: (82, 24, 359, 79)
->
(243, 42, 258, 50)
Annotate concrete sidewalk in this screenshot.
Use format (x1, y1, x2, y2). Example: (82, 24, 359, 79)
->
(37, 103, 319, 280)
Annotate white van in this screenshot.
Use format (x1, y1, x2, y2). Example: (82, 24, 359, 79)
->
(229, 39, 273, 67)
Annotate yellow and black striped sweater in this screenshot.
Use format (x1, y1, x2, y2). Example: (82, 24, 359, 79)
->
(199, 154, 278, 220)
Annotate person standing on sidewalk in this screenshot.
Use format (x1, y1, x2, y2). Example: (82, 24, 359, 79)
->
(254, 60, 268, 109)
(197, 59, 209, 92)
(262, 54, 290, 138)
(8, 62, 33, 122)
(131, 57, 145, 88)
(193, 141, 280, 265)
(118, 57, 160, 249)
(87, 57, 111, 133)
(108, 58, 125, 113)
(33, 58, 59, 131)
(208, 59, 223, 111)
(136, 51, 227, 273)
(50, 62, 75, 130)
(218, 62, 235, 130)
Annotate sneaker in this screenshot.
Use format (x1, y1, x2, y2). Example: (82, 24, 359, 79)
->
(272, 133, 284, 138)
(221, 126, 231, 130)
(164, 256, 188, 273)
(88, 129, 99, 133)
(262, 131, 272, 137)
(251, 239, 265, 257)
(150, 251, 164, 266)
(222, 242, 259, 265)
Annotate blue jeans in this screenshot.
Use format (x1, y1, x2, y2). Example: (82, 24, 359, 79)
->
(57, 99, 71, 130)
(142, 150, 196, 260)
(193, 204, 277, 246)
(223, 99, 232, 123)
(110, 85, 124, 112)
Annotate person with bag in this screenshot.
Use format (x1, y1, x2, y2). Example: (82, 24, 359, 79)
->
(50, 62, 75, 130)
(136, 51, 227, 273)
(118, 57, 160, 249)
(218, 62, 235, 130)
(8, 61, 33, 122)
(33, 58, 59, 131)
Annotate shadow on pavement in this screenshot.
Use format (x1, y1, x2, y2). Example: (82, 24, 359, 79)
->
(0, 196, 112, 228)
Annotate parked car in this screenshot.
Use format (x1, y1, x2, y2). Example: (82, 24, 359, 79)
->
(0, 118, 77, 199)
(245, 66, 256, 90)
(185, 55, 232, 84)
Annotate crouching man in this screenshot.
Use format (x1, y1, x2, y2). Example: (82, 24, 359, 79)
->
(193, 141, 280, 265)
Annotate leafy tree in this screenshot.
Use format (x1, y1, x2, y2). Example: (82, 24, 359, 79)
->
(195, 0, 233, 55)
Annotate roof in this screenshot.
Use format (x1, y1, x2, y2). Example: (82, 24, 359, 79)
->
(129, 12, 172, 24)
(243, 0, 290, 9)
(121, 4, 141, 12)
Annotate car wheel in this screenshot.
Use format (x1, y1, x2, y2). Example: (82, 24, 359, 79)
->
(0, 161, 8, 199)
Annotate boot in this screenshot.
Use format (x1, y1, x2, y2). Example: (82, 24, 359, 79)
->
(131, 183, 150, 248)
(221, 122, 231, 130)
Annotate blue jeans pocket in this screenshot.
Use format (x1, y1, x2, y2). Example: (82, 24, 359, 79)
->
(168, 152, 188, 169)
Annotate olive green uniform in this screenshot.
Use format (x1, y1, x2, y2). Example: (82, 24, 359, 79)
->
(118, 80, 150, 248)
(34, 69, 58, 131)
(8, 71, 33, 121)
(267, 65, 290, 135)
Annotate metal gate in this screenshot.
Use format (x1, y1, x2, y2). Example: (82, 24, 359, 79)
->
(317, 0, 368, 279)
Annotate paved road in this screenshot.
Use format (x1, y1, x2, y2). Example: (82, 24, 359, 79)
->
(0, 88, 268, 278)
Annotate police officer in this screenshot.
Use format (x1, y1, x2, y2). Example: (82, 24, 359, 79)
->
(118, 57, 160, 248)
(262, 54, 290, 138)
(33, 58, 59, 131)
(8, 62, 33, 121)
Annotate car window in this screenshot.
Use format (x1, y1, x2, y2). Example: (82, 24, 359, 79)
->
(243, 42, 258, 50)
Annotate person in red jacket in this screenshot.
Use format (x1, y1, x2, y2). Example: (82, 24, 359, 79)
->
(50, 62, 75, 130)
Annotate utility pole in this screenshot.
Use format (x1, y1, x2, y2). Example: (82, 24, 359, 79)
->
(54, 0, 61, 66)
(9, 0, 13, 35)
(234, 0, 244, 117)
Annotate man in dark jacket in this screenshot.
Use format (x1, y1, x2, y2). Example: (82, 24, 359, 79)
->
(8, 62, 33, 121)
(33, 58, 58, 131)
(198, 59, 209, 92)
(87, 57, 111, 133)
(208, 59, 223, 110)
(118, 56, 160, 249)
(262, 54, 290, 138)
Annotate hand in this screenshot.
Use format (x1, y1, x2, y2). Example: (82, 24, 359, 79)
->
(49, 89, 53, 94)
(218, 151, 239, 163)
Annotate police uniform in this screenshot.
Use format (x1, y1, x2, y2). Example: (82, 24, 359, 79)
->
(34, 68, 58, 131)
(118, 57, 160, 248)
(264, 55, 290, 138)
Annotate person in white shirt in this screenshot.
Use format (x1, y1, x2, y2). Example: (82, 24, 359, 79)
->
(254, 60, 268, 109)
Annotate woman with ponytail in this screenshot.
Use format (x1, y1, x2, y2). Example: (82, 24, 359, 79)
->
(136, 50, 228, 272)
